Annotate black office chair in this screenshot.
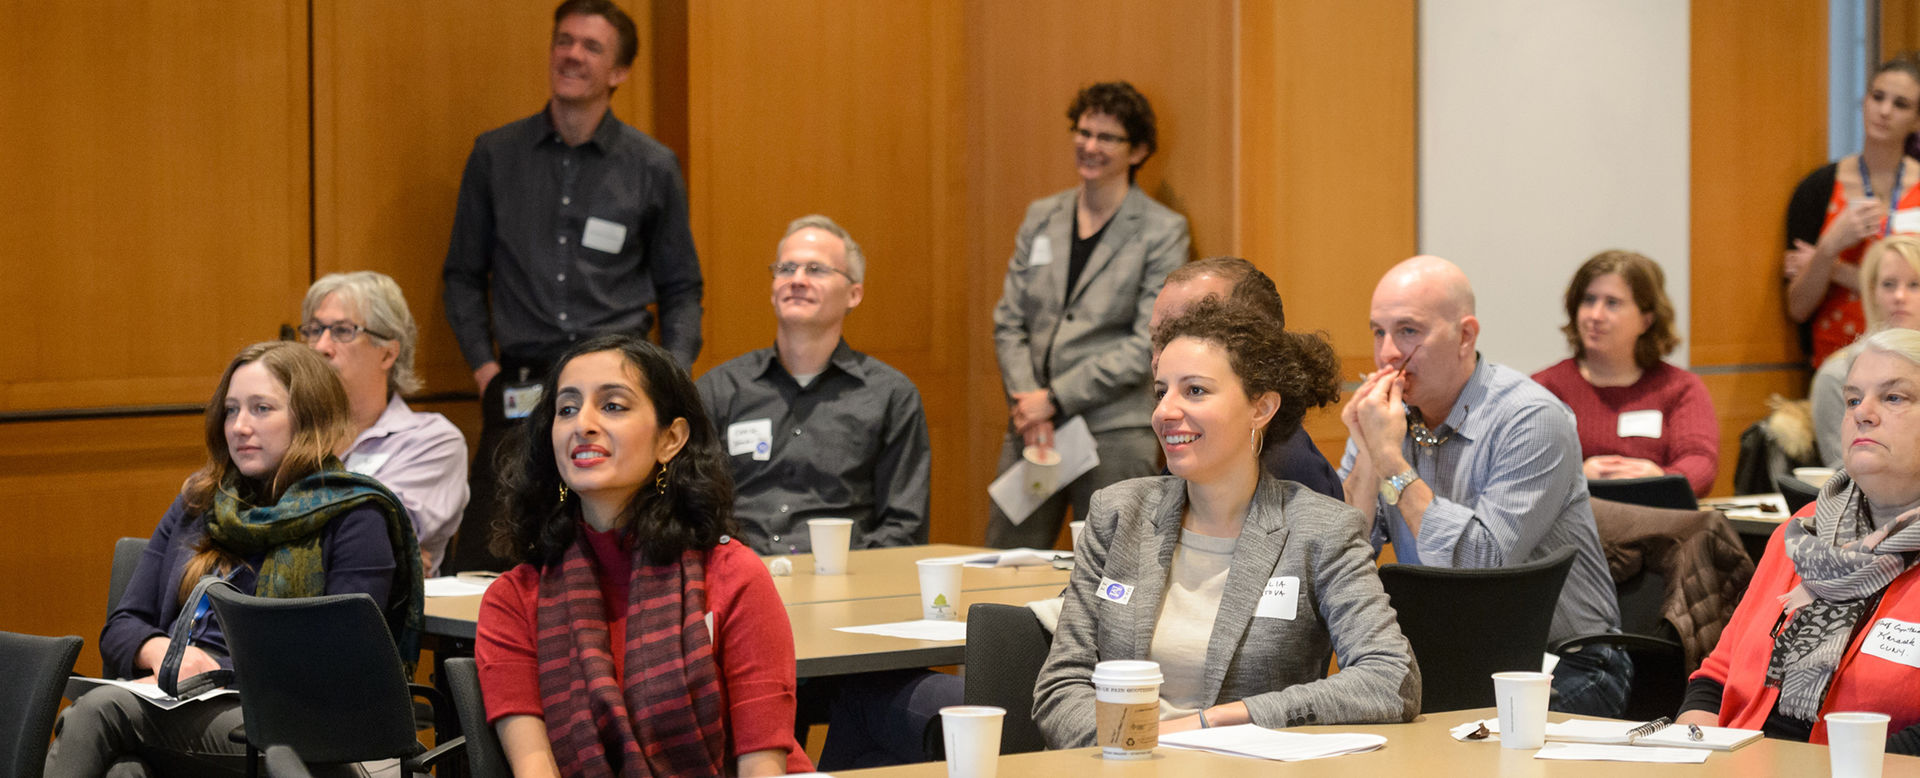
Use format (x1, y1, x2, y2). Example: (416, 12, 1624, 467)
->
(445, 657, 508, 778)
(205, 586, 461, 778)
(1553, 632, 1687, 721)
(1775, 473, 1820, 515)
(0, 631, 84, 778)
(961, 603, 1054, 755)
(1378, 546, 1576, 713)
(106, 536, 149, 619)
(1587, 475, 1698, 511)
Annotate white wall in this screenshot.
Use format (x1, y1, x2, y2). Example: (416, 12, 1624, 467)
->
(1420, 0, 1690, 372)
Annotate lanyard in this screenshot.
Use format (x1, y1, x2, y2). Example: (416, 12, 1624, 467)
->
(1858, 155, 1905, 237)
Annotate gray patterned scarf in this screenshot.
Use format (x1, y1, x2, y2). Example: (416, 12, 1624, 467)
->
(1768, 472, 1920, 719)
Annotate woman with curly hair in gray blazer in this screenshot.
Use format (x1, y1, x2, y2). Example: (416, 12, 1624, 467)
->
(1033, 298, 1420, 747)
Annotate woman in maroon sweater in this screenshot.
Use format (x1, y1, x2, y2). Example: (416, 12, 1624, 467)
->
(475, 334, 809, 777)
(1533, 250, 1720, 497)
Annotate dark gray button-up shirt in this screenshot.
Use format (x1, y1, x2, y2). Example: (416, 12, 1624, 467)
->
(443, 107, 702, 369)
(696, 341, 931, 555)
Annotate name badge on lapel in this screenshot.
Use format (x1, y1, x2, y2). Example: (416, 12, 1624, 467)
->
(1255, 576, 1300, 620)
(1096, 577, 1133, 605)
(1862, 617, 1920, 668)
(1029, 235, 1054, 267)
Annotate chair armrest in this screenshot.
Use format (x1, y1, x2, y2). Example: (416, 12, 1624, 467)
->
(410, 735, 465, 772)
(1553, 632, 1683, 655)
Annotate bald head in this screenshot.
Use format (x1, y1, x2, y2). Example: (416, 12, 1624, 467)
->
(1375, 255, 1475, 320)
(1368, 255, 1481, 420)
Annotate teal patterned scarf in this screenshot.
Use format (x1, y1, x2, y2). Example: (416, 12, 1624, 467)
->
(205, 458, 426, 671)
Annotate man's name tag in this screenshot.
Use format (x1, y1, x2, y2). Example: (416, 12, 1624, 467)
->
(1096, 577, 1133, 605)
(1255, 576, 1300, 621)
(1617, 409, 1663, 439)
(1893, 208, 1920, 236)
(582, 216, 628, 254)
(1862, 617, 1920, 668)
(502, 383, 542, 420)
(1028, 235, 1054, 267)
(343, 451, 391, 476)
(727, 418, 773, 462)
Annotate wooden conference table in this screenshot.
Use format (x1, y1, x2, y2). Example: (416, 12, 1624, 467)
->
(422, 544, 1072, 678)
(838, 707, 1920, 776)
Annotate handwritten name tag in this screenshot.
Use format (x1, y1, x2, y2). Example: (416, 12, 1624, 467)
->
(1617, 409, 1663, 439)
(1096, 577, 1134, 605)
(1862, 617, 1920, 669)
(1255, 576, 1300, 621)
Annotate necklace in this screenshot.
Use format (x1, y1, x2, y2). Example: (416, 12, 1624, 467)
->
(1407, 408, 1453, 448)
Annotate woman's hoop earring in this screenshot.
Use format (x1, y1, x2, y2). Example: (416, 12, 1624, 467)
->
(1251, 427, 1264, 457)
(557, 483, 568, 503)
(656, 460, 670, 494)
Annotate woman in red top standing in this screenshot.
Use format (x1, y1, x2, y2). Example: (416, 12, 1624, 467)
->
(475, 334, 809, 777)
(1533, 250, 1719, 497)
(1786, 55, 1920, 366)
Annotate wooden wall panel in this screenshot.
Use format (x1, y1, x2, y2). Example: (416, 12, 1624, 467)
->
(1689, 0, 1826, 370)
(687, 1, 970, 540)
(1884, 0, 1920, 59)
(312, 0, 658, 396)
(0, 2, 309, 412)
(961, 0, 1235, 546)
(1238, 0, 1418, 455)
(1690, 0, 1826, 492)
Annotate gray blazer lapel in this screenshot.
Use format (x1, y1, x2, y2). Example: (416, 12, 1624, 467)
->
(1123, 483, 1188, 659)
(1199, 476, 1290, 705)
(1067, 186, 1147, 306)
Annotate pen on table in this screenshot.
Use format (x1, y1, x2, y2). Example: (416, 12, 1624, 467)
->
(1625, 716, 1672, 743)
(1687, 723, 1704, 741)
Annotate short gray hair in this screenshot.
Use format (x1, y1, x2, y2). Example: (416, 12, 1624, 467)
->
(1862, 327, 1920, 370)
(779, 214, 865, 283)
(301, 271, 422, 395)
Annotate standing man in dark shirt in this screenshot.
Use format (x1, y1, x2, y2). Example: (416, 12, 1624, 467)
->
(697, 215, 931, 556)
(441, 0, 701, 571)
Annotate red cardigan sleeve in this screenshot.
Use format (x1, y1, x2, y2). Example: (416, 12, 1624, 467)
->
(708, 541, 812, 773)
(1661, 369, 1721, 497)
(475, 563, 545, 723)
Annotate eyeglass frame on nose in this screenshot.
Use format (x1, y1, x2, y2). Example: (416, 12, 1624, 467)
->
(769, 261, 855, 282)
(296, 320, 393, 344)
(1072, 127, 1131, 148)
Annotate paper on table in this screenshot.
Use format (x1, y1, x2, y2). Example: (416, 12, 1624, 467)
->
(1160, 724, 1387, 761)
(1533, 742, 1708, 763)
(919, 548, 1072, 568)
(424, 575, 497, 597)
(65, 676, 234, 711)
(833, 619, 968, 642)
(987, 416, 1100, 525)
(1545, 719, 1760, 751)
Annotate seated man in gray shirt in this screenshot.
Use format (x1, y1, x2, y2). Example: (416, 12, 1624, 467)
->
(697, 215, 932, 555)
(1339, 255, 1628, 717)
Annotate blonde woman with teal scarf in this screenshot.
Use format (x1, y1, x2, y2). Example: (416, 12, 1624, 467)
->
(47, 341, 422, 778)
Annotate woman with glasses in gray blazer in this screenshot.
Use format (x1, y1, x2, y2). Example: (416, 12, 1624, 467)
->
(1033, 299, 1420, 746)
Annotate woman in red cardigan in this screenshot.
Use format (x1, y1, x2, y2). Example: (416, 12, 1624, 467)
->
(1677, 328, 1920, 755)
(474, 334, 810, 777)
(1533, 250, 1719, 497)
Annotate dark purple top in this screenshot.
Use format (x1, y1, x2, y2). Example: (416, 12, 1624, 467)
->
(100, 494, 396, 679)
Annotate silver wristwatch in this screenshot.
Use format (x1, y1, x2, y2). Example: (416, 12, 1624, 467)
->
(1378, 468, 1420, 506)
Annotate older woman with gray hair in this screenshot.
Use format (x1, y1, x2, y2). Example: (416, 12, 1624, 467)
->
(1679, 327, 1920, 755)
(1813, 234, 1920, 466)
(300, 271, 469, 574)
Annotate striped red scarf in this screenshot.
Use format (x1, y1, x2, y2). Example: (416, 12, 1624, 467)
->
(534, 533, 728, 777)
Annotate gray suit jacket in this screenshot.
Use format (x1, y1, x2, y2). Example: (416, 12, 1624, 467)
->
(1034, 476, 1420, 747)
(992, 186, 1189, 433)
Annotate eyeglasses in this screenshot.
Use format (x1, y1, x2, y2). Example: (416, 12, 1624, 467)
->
(1072, 127, 1131, 148)
(297, 320, 392, 344)
(769, 261, 854, 282)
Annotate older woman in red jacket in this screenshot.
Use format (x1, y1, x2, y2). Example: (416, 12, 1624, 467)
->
(1678, 328, 1920, 755)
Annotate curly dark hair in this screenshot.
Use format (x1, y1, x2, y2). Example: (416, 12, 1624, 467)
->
(1067, 81, 1157, 182)
(1152, 297, 1340, 447)
(491, 334, 737, 567)
(1559, 249, 1679, 370)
